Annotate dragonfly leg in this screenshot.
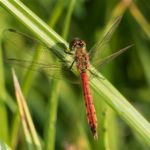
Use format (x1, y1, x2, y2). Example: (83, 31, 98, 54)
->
(64, 50, 74, 55)
(69, 60, 75, 70)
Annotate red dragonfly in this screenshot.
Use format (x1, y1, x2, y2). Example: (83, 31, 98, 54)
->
(2, 17, 132, 139)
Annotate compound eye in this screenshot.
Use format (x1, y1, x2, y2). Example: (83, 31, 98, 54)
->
(81, 42, 86, 48)
(69, 38, 80, 51)
(69, 38, 86, 51)
(79, 40, 86, 49)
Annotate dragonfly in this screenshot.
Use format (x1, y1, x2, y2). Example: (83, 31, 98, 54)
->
(2, 16, 132, 140)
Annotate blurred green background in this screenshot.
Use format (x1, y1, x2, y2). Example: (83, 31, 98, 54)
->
(0, 0, 150, 150)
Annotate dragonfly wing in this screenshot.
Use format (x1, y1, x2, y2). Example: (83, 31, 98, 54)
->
(5, 58, 80, 84)
(89, 16, 122, 63)
(2, 29, 68, 65)
(93, 44, 133, 70)
(2, 29, 79, 84)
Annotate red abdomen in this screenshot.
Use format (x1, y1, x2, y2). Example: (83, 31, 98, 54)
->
(81, 72, 98, 139)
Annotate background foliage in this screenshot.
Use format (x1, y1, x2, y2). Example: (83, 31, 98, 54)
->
(0, 0, 150, 150)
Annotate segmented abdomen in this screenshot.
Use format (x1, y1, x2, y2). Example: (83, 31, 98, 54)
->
(81, 72, 98, 139)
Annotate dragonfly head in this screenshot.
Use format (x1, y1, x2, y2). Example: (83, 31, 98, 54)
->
(69, 38, 86, 52)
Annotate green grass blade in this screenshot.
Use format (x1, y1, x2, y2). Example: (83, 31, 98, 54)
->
(0, 0, 150, 146)
(48, 0, 65, 28)
(0, 103, 8, 144)
(0, 41, 8, 143)
(129, 2, 150, 39)
(0, 0, 69, 59)
(62, 0, 76, 40)
(22, 1, 66, 95)
(44, 1, 75, 149)
(44, 81, 60, 150)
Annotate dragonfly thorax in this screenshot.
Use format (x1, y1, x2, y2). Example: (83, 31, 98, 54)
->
(69, 38, 89, 72)
(75, 48, 89, 73)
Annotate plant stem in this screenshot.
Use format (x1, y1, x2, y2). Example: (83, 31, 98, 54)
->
(0, 0, 150, 146)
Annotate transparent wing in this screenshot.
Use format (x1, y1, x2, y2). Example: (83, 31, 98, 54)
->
(88, 45, 133, 80)
(91, 45, 133, 71)
(2, 29, 64, 64)
(5, 58, 79, 83)
(2, 29, 79, 83)
(89, 16, 122, 63)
